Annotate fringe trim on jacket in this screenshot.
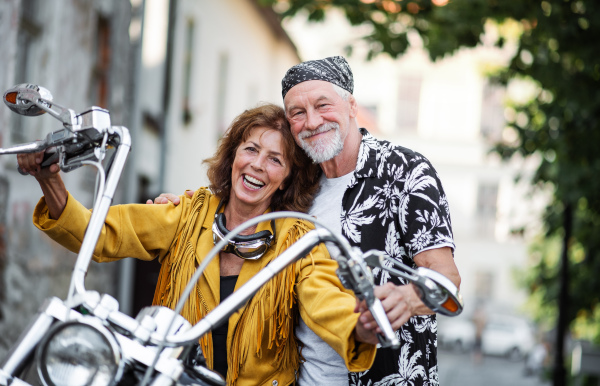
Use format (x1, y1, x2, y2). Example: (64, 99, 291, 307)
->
(152, 189, 315, 385)
(153, 190, 211, 362)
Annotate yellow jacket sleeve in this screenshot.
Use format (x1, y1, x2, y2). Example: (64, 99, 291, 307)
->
(32, 191, 193, 263)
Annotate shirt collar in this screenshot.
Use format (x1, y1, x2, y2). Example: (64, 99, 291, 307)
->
(355, 128, 380, 179)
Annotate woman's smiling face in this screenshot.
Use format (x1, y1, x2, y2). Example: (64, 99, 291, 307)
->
(229, 126, 290, 213)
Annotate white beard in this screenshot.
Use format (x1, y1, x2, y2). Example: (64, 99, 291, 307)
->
(297, 122, 344, 164)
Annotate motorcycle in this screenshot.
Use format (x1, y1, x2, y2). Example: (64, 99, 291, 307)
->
(0, 84, 464, 386)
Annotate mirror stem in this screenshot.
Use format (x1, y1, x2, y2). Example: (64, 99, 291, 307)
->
(20, 93, 78, 129)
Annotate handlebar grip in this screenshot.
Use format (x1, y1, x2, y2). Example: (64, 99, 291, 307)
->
(370, 299, 400, 349)
(17, 148, 59, 175)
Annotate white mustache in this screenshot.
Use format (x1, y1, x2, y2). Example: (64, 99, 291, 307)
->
(298, 122, 339, 140)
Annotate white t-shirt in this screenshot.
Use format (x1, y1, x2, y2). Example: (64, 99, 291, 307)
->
(297, 171, 354, 385)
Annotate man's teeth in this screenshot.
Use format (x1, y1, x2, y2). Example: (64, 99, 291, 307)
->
(244, 175, 264, 189)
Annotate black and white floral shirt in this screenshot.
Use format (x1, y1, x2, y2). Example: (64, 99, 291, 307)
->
(346, 129, 455, 386)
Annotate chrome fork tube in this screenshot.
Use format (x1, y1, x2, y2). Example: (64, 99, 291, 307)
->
(0, 310, 54, 378)
(70, 126, 131, 297)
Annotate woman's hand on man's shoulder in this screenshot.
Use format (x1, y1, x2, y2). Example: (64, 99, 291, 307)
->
(145, 190, 194, 206)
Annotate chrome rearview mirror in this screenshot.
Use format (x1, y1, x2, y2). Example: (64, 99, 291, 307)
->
(3, 83, 53, 117)
(413, 266, 463, 316)
(3, 83, 78, 128)
(364, 251, 464, 317)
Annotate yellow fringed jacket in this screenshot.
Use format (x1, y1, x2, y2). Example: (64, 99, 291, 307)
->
(33, 188, 376, 386)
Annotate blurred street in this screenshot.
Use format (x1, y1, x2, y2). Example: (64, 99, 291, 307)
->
(438, 348, 551, 386)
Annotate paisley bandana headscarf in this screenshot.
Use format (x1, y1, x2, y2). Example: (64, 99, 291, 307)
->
(281, 56, 354, 99)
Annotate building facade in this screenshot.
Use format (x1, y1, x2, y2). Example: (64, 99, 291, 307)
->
(0, 0, 137, 357)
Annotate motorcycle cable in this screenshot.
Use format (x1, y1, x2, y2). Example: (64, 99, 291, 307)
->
(64, 131, 111, 303)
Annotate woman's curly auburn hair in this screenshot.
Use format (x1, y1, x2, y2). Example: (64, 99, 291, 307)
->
(203, 103, 321, 213)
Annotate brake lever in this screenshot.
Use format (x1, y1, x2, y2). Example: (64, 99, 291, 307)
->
(335, 248, 400, 349)
(10, 127, 109, 175)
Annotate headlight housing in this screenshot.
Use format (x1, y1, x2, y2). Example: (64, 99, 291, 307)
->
(36, 318, 122, 386)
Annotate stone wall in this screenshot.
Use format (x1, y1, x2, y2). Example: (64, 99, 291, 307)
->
(0, 0, 135, 358)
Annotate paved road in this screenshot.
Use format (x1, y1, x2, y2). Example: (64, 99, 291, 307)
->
(438, 348, 551, 386)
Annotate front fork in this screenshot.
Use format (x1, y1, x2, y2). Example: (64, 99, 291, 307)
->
(0, 297, 66, 385)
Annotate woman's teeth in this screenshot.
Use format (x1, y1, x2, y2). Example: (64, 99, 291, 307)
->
(243, 175, 264, 190)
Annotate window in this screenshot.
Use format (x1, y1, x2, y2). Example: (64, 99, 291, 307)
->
(476, 182, 498, 236)
(90, 16, 111, 108)
(181, 18, 195, 126)
(474, 270, 494, 300)
(11, 0, 42, 144)
(215, 52, 229, 134)
(396, 75, 422, 132)
(477, 183, 498, 218)
(480, 83, 505, 142)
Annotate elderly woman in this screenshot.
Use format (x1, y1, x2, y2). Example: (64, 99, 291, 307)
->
(17, 103, 376, 386)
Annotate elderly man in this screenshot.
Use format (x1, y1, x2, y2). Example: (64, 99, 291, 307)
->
(281, 56, 460, 385)
(152, 56, 460, 385)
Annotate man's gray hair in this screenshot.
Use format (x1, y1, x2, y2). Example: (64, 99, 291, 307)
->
(332, 83, 350, 101)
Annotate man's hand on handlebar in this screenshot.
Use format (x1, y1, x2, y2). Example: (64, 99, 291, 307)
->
(354, 318, 380, 345)
(357, 246, 460, 336)
(355, 282, 425, 336)
(146, 190, 193, 205)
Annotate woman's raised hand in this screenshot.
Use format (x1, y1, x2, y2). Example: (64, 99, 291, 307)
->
(145, 190, 194, 205)
(17, 151, 60, 179)
(17, 150, 67, 220)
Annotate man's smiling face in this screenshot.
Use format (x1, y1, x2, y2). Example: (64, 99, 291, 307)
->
(284, 80, 356, 164)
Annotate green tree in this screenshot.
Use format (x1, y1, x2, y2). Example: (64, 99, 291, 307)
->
(262, 0, 600, 381)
